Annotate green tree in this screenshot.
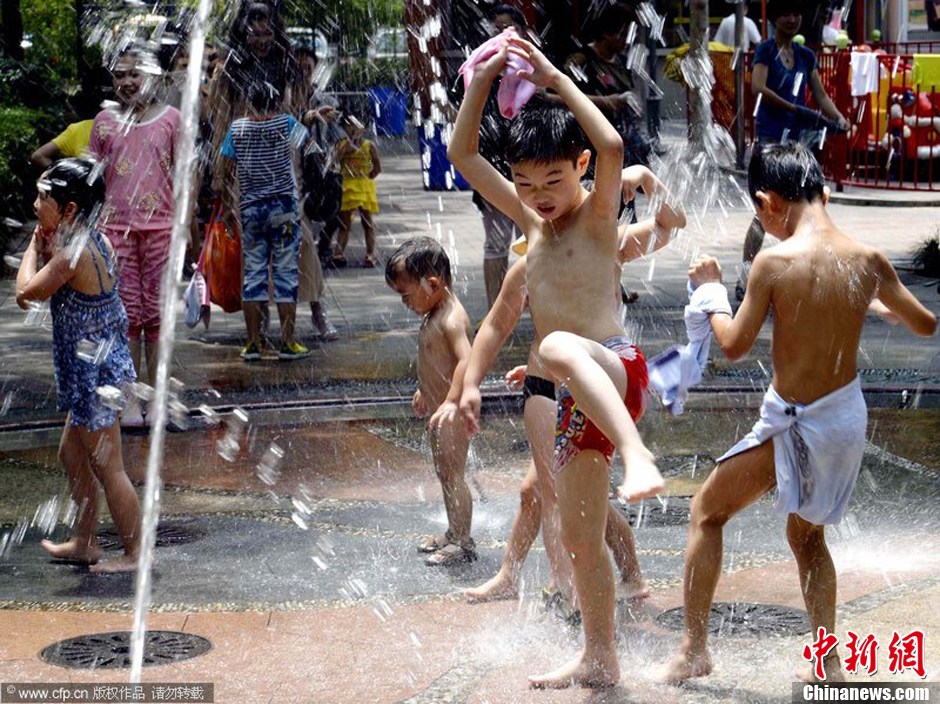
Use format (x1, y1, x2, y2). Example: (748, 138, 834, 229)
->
(20, 0, 78, 81)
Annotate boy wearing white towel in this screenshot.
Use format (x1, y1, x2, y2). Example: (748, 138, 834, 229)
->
(658, 142, 936, 685)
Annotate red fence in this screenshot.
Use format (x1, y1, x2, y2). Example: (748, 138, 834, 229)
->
(821, 49, 940, 191)
(698, 41, 940, 191)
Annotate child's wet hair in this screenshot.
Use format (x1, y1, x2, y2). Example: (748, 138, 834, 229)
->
(747, 142, 825, 205)
(385, 237, 452, 288)
(492, 4, 527, 30)
(506, 97, 588, 166)
(39, 158, 106, 218)
(247, 79, 283, 113)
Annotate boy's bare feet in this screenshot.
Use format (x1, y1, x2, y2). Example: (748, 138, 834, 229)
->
(41, 539, 102, 565)
(795, 654, 845, 683)
(617, 451, 664, 503)
(465, 569, 518, 603)
(528, 649, 620, 689)
(616, 576, 650, 602)
(90, 554, 139, 574)
(654, 649, 713, 684)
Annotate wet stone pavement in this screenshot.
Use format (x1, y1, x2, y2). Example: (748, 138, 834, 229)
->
(0, 408, 939, 702)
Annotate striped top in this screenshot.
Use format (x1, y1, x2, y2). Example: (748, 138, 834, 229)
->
(221, 114, 307, 206)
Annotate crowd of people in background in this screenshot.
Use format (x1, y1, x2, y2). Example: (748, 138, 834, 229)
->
(20, 0, 868, 418)
(28, 1, 353, 396)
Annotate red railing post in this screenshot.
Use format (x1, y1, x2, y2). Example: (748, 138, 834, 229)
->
(830, 49, 852, 191)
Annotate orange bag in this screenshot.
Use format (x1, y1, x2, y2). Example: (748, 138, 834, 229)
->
(202, 203, 242, 314)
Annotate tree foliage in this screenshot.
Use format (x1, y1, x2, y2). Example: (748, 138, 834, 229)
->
(21, 0, 79, 81)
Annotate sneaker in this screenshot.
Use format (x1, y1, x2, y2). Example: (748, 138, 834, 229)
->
(278, 341, 311, 360)
(240, 341, 262, 361)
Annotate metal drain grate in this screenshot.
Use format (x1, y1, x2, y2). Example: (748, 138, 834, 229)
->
(656, 602, 810, 638)
(616, 499, 691, 527)
(97, 519, 207, 551)
(41, 631, 211, 669)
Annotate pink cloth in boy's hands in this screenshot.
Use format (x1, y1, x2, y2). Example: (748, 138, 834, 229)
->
(458, 29, 537, 119)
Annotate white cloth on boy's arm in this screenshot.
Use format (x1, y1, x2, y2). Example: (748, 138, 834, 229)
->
(717, 377, 866, 525)
(647, 282, 731, 415)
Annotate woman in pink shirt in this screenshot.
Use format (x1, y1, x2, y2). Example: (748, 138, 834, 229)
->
(89, 48, 181, 426)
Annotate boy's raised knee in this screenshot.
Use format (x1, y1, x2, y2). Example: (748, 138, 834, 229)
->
(539, 331, 576, 371)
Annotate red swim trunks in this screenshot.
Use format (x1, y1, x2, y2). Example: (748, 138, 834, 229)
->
(554, 336, 648, 472)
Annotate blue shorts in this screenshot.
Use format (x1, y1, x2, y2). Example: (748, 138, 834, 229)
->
(241, 195, 300, 303)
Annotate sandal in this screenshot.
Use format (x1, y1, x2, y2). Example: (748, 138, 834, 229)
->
(424, 540, 478, 567)
(330, 254, 347, 269)
(542, 586, 581, 626)
(417, 533, 451, 554)
(362, 255, 379, 269)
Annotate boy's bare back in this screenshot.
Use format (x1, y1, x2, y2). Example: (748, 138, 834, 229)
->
(695, 141, 935, 408)
(418, 296, 473, 410)
(753, 224, 883, 403)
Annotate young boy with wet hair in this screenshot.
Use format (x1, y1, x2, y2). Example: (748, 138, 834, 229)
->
(384, 237, 477, 566)
(449, 36, 664, 688)
(657, 142, 936, 685)
(460, 164, 685, 608)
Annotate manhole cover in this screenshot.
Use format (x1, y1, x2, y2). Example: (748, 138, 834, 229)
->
(656, 602, 810, 638)
(615, 499, 690, 527)
(97, 519, 207, 551)
(41, 631, 211, 669)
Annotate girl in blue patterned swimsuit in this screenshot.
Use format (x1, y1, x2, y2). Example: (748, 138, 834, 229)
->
(16, 158, 141, 573)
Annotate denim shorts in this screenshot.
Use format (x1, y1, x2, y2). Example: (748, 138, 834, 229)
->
(241, 195, 300, 303)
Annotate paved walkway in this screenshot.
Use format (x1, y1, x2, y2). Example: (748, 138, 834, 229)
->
(1, 132, 939, 429)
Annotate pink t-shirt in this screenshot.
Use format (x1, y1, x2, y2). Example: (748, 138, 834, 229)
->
(89, 104, 181, 234)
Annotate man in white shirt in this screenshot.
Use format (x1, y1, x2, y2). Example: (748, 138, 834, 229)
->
(714, 5, 762, 51)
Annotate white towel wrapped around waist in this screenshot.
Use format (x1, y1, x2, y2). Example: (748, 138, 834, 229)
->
(717, 377, 867, 525)
(648, 282, 731, 415)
